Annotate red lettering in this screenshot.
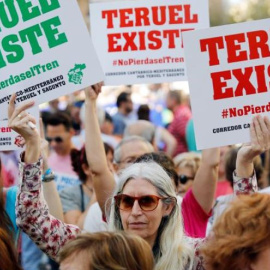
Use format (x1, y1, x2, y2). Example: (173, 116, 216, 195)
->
(152, 6, 166, 25)
(107, 33, 121, 52)
(135, 7, 150, 27)
(138, 31, 146, 50)
(148, 31, 162, 50)
(200, 37, 224, 66)
(233, 67, 256, 97)
(163, 30, 179, 48)
(0, 127, 11, 132)
(211, 70, 233, 100)
(122, 32, 137, 51)
(168, 5, 183, 24)
(225, 33, 248, 63)
(184, 5, 198, 23)
(247, 30, 270, 60)
(102, 10, 118, 29)
(119, 9, 133, 27)
(255, 65, 268, 93)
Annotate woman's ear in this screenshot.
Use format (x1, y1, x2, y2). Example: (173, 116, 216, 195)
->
(163, 199, 176, 216)
(82, 163, 92, 176)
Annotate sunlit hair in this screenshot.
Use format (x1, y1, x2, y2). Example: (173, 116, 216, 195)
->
(0, 228, 22, 270)
(201, 193, 270, 270)
(59, 231, 154, 270)
(108, 162, 194, 270)
(173, 152, 201, 178)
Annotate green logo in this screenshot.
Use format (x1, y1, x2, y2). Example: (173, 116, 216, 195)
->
(68, 64, 86, 84)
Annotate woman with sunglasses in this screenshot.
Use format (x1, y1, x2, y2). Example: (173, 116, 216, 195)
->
(12, 85, 269, 269)
(174, 152, 202, 197)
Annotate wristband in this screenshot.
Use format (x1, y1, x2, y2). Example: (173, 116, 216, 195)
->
(42, 168, 55, 183)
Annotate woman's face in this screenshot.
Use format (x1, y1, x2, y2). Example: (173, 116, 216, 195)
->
(176, 166, 194, 197)
(119, 178, 172, 247)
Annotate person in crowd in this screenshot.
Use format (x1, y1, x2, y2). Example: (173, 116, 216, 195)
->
(225, 147, 264, 189)
(134, 152, 213, 238)
(206, 145, 265, 235)
(124, 120, 156, 147)
(112, 91, 134, 136)
(70, 100, 84, 135)
(215, 146, 233, 198)
(202, 193, 270, 270)
(46, 112, 80, 190)
(60, 142, 113, 229)
(174, 152, 202, 197)
(137, 104, 177, 157)
(0, 229, 22, 270)
(12, 85, 268, 270)
(83, 136, 153, 233)
(166, 90, 192, 156)
(185, 119, 199, 152)
(0, 155, 21, 270)
(60, 146, 95, 229)
(72, 103, 119, 149)
(0, 151, 20, 187)
(113, 136, 154, 172)
(59, 232, 154, 270)
(21, 119, 65, 270)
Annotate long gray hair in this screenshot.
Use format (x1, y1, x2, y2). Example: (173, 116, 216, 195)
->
(108, 162, 194, 270)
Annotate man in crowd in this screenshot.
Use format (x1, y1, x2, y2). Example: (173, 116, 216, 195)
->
(166, 90, 192, 156)
(46, 112, 80, 190)
(112, 92, 135, 136)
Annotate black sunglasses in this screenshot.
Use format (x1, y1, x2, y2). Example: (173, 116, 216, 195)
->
(46, 136, 63, 143)
(178, 175, 194, 184)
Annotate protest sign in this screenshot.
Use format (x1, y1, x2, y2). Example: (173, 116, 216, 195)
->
(183, 19, 270, 149)
(90, 0, 209, 85)
(0, 0, 104, 119)
(0, 106, 39, 151)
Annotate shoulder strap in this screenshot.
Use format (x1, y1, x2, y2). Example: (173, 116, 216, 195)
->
(79, 185, 85, 212)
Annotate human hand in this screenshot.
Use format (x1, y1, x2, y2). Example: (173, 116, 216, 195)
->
(84, 82, 103, 101)
(236, 115, 270, 177)
(8, 94, 38, 143)
(238, 115, 270, 163)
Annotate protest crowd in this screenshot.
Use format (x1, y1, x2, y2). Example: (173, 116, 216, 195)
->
(1, 0, 270, 270)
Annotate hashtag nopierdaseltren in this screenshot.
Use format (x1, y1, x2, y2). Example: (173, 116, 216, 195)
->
(222, 109, 228, 118)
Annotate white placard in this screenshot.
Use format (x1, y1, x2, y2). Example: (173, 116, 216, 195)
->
(0, 106, 39, 151)
(183, 19, 270, 149)
(90, 0, 209, 85)
(0, 0, 104, 119)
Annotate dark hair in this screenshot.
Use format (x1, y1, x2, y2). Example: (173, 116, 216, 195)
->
(137, 105, 150, 121)
(71, 147, 88, 183)
(225, 147, 263, 187)
(71, 143, 114, 183)
(0, 162, 19, 270)
(116, 92, 131, 108)
(0, 228, 22, 270)
(134, 152, 178, 188)
(105, 112, 113, 123)
(168, 90, 181, 105)
(104, 142, 114, 157)
(46, 111, 72, 131)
